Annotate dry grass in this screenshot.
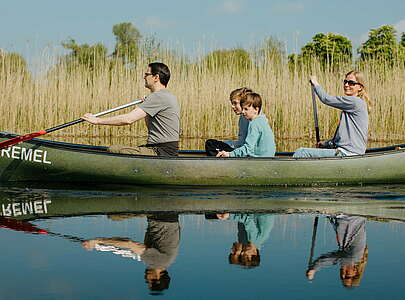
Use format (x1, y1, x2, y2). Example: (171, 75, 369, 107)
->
(1, 49, 404, 151)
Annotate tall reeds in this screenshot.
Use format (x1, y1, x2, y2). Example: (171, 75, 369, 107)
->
(0, 47, 404, 150)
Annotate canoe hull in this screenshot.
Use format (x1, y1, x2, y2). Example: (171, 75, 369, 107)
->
(1, 133, 405, 186)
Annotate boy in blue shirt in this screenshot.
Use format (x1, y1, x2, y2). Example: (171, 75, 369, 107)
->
(217, 92, 276, 158)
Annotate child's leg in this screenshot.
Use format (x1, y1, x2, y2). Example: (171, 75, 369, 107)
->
(205, 139, 234, 156)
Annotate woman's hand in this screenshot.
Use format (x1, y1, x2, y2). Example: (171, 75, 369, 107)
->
(309, 75, 320, 87)
(216, 151, 230, 157)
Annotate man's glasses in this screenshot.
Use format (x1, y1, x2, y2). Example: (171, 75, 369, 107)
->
(144, 72, 153, 77)
(343, 79, 362, 86)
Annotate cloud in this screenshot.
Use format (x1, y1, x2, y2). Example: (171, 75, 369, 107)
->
(214, 0, 244, 15)
(271, 1, 305, 16)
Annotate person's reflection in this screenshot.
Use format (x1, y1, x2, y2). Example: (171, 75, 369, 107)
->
(306, 215, 368, 288)
(207, 213, 275, 268)
(82, 213, 180, 293)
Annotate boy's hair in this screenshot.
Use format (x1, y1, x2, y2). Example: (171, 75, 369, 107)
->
(240, 92, 262, 113)
(149, 62, 171, 87)
(229, 87, 253, 101)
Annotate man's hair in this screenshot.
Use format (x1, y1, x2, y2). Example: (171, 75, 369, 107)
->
(149, 62, 171, 87)
(145, 270, 171, 293)
(240, 92, 263, 113)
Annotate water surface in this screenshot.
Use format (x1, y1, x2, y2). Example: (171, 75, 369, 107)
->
(1, 184, 405, 299)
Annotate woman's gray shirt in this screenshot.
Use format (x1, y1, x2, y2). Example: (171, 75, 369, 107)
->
(315, 86, 368, 155)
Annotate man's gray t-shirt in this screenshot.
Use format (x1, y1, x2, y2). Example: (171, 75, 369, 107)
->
(139, 89, 180, 144)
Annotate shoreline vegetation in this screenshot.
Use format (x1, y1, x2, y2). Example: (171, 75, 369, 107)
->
(1, 25, 404, 151)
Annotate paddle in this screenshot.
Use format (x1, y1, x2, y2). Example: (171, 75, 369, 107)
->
(308, 216, 319, 267)
(0, 99, 143, 150)
(311, 85, 321, 144)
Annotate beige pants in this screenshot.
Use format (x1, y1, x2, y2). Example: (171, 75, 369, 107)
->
(108, 145, 157, 156)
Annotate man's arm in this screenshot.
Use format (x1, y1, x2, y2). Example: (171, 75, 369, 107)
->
(82, 107, 147, 126)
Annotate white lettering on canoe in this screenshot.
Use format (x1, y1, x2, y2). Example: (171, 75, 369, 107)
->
(1, 146, 52, 165)
(33, 150, 42, 163)
(1, 147, 11, 158)
(1, 200, 52, 217)
(11, 146, 21, 159)
(21, 148, 33, 161)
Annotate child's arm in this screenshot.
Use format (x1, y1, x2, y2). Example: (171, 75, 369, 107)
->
(229, 123, 260, 157)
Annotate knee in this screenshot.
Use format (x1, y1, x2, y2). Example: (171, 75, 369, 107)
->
(293, 147, 310, 158)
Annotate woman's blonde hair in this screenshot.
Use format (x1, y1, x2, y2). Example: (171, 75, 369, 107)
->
(229, 87, 253, 101)
(346, 70, 372, 110)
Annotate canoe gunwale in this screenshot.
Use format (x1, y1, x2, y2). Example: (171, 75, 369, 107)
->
(1, 131, 404, 161)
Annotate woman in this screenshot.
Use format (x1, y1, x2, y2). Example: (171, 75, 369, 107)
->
(293, 71, 371, 158)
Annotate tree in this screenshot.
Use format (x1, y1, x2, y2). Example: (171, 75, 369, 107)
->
(112, 22, 142, 64)
(60, 38, 108, 71)
(288, 33, 352, 71)
(301, 33, 352, 68)
(358, 25, 398, 62)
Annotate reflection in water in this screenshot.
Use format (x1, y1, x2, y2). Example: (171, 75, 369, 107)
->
(207, 213, 275, 268)
(1, 185, 405, 299)
(81, 213, 180, 294)
(307, 215, 368, 288)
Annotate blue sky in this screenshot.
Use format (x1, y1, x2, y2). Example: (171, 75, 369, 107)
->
(1, 0, 404, 67)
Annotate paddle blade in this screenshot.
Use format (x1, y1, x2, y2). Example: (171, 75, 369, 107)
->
(0, 130, 47, 150)
(0, 217, 49, 235)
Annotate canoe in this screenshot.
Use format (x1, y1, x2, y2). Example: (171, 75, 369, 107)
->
(1, 131, 405, 186)
(1, 185, 405, 222)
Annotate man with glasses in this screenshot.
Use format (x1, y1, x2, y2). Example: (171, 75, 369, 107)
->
(83, 62, 180, 156)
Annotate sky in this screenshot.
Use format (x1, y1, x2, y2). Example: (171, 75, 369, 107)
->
(1, 0, 404, 70)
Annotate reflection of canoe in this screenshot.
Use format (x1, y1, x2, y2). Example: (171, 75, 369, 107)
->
(1, 131, 405, 186)
(1, 185, 405, 222)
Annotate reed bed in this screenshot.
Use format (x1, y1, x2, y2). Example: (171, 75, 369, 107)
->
(1, 48, 404, 151)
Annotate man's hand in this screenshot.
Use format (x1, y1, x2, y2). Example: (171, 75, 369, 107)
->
(82, 113, 99, 124)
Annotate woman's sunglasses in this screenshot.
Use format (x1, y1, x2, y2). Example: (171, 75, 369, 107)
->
(343, 79, 362, 86)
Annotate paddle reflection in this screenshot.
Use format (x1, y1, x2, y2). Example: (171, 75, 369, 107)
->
(206, 213, 275, 268)
(81, 213, 180, 294)
(306, 215, 368, 288)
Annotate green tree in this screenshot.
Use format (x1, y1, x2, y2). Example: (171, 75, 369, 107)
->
(61, 38, 108, 71)
(358, 25, 398, 62)
(202, 48, 252, 72)
(300, 33, 352, 68)
(112, 22, 142, 64)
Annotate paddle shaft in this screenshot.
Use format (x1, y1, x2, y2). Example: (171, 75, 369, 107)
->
(311, 85, 321, 143)
(308, 216, 319, 267)
(0, 99, 142, 150)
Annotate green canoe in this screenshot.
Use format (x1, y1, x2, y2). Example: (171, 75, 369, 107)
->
(1, 131, 404, 186)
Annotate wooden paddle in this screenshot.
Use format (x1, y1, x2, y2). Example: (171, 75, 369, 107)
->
(311, 84, 321, 144)
(0, 99, 143, 150)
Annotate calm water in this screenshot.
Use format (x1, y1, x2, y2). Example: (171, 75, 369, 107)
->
(1, 184, 405, 299)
